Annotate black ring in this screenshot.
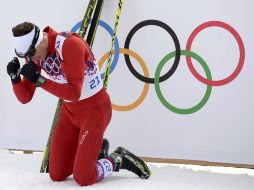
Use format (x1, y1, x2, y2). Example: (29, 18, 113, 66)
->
(124, 20, 181, 83)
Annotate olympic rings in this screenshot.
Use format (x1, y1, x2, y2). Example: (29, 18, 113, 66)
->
(98, 48, 150, 111)
(70, 19, 245, 114)
(71, 19, 120, 78)
(186, 21, 245, 86)
(124, 20, 181, 84)
(155, 50, 212, 114)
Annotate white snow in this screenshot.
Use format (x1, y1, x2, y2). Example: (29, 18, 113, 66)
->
(0, 149, 254, 190)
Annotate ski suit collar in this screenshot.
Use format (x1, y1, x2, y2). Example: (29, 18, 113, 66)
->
(43, 26, 57, 55)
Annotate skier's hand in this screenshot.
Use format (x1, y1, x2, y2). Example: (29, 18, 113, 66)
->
(7, 57, 21, 84)
(20, 60, 40, 84)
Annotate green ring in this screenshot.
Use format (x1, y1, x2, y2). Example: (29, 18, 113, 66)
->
(154, 50, 212, 114)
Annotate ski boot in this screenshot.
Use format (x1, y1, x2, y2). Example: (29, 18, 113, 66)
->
(98, 138, 110, 160)
(110, 147, 151, 179)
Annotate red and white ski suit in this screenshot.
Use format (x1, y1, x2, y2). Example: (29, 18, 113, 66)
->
(12, 27, 112, 186)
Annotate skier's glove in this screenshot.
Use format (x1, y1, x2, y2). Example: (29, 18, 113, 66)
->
(7, 57, 21, 84)
(20, 60, 40, 84)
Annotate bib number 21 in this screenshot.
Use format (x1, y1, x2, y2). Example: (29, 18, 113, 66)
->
(89, 76, 101, 89)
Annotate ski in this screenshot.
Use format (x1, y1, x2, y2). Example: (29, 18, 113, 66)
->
(103, 0, 124, 88)
(86, 0, 105, 46)
(79, 0, 98, 38)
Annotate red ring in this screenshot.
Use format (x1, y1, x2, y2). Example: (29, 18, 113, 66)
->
(186, 21, 245, 86)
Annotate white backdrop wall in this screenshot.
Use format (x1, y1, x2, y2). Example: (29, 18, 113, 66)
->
(0, 0, 254, 165)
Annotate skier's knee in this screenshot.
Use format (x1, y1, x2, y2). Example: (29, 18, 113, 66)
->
(73, 172, 95, 186)
(49, 171, 67, 182)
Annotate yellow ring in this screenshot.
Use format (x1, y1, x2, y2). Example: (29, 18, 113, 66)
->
(98, 48, 150, 111)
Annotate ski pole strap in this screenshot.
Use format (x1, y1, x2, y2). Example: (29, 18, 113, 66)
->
(103, 0, 124, 89)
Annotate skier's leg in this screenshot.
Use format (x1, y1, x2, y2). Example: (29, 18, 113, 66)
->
(73, 101, 112, 186)
(49, 104, 79, 181)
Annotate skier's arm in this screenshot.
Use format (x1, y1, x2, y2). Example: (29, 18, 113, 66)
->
(13, 78, 37, 104)
(41, 36, 87, 101)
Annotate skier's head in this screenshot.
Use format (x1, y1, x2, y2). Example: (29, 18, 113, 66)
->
(12, 22, 48, 61)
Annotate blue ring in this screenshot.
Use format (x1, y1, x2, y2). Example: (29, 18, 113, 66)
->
(71, 19, 120, 79)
